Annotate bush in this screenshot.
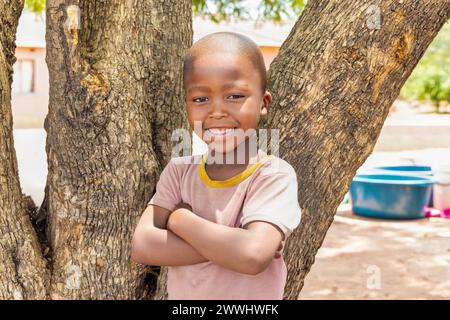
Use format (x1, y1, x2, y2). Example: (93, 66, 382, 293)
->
(400, 22, 450, 111)
(417, 74, 450, 113)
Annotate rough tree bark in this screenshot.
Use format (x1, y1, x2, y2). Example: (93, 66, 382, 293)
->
(0, 0, 449, 300)
(42, 0, 192, 299)
(262, 0, 450, 299)
(0, 0, 49, 299)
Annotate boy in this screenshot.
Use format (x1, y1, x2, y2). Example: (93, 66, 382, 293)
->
(131, 32, 301, 299)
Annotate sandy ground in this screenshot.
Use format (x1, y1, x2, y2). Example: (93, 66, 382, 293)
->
(13, 129, 47, 205)
(298, 206, 450, 299)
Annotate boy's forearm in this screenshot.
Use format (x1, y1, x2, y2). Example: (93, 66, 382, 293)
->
(132, 226, 208, 266)
(167, 209, 262, 275)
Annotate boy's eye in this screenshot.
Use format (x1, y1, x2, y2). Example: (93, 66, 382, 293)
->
(193, 97, 208, 103)
(227, 94, 245, 99)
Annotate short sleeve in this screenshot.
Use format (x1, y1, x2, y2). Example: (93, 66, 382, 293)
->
(147, 159, 182, 212)
(239, 165, 301, 240)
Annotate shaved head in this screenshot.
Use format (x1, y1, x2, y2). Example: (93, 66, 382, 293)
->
(183, 32, 267, 92)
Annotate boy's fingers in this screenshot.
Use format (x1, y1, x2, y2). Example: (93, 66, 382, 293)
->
(274, 242, 283, 259)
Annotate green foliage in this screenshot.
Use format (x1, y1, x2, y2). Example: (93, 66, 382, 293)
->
(193, 0, 249, 23)
(417, 74, 450, 113)
(400, 21, 450, 110)
(192, 0, 306, 24)
(256, 0, 305, 23)
(25, 0, 45, 14)
(24, 0, 305, 23)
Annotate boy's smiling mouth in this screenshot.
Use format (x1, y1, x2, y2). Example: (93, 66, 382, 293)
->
(205, 127, 236, 137)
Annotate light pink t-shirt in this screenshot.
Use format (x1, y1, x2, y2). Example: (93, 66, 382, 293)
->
(147, 149, 301, 300)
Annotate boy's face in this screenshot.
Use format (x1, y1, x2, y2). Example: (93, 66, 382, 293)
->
(184, 52, 272, 154)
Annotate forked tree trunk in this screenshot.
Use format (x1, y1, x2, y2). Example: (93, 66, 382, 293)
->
(263, 0, 450, 299)
(0, 0, 448, 300)
(0, 0, 49, 299)
(43, 0, 191, 299)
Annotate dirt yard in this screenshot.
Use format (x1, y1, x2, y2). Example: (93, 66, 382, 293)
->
(298, 205, 450, 299)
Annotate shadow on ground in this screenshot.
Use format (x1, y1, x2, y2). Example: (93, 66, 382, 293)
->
(298, 206, 450, 299)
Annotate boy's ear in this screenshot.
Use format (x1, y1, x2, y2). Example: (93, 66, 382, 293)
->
(260, 91, 272, 117)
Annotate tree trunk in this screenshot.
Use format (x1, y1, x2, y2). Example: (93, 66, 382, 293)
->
(1, 0, 448, 300)
(263, 0, 450, 299)
(0, 0, 49, 299)
(43, 0, 192, 299)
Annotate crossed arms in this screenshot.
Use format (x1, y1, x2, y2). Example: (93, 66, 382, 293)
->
(131, 203, 284, 275)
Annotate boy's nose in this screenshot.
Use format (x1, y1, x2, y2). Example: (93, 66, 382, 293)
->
(209, 101, 227, 118)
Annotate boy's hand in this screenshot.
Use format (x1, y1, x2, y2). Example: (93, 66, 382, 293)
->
(168, 203, 285, 259)
(166, 202, 193, 231)
(173, 202, 192, 212)
(274, 240, 284, 259)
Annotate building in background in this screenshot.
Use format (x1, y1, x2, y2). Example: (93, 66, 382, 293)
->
(12, 11, 294, 128)
(13, 11, 48, 128)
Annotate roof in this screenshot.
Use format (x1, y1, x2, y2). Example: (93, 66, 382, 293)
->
(15, 10, 295, 49)
(193, 17, 295, 47)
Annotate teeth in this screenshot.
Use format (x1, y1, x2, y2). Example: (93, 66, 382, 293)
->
(207, 128, 235, 136)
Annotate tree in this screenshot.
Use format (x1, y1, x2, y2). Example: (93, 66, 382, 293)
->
(0, 0, 48, 299)
(0, 0, 449, 299)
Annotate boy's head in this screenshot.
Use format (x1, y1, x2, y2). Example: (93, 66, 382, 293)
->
(183, 32, 272, 154)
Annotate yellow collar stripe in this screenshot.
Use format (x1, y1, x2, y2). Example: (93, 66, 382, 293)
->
(198, 154, 274, 188)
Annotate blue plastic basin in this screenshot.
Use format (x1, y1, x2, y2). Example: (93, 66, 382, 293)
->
(373, 165, 432, 174)
(365, 165, 434, 207)
(350, 173, 435, 219)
